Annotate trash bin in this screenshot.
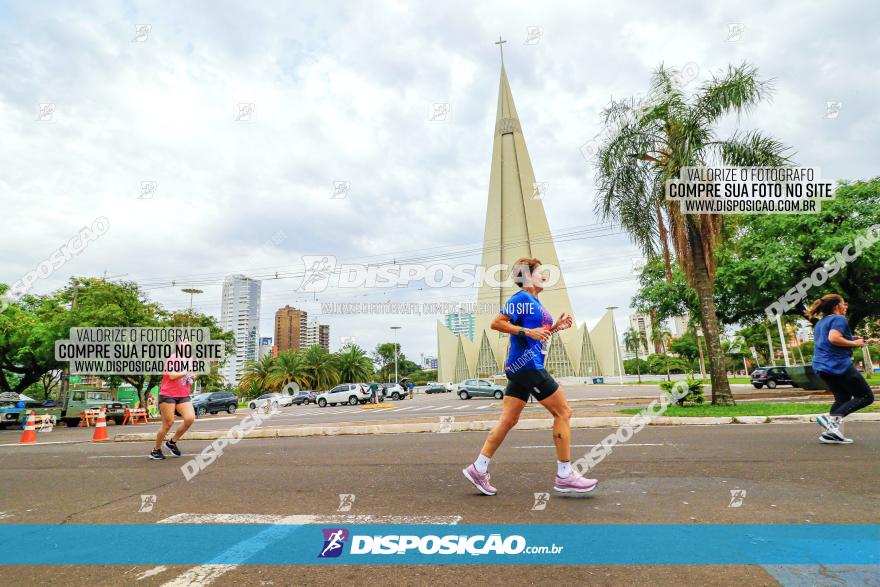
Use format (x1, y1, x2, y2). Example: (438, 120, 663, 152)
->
(592, 377, 605, 384)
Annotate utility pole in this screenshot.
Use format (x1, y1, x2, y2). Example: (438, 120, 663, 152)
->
(390, 326, 401, 383)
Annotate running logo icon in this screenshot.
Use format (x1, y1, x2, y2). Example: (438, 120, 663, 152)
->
(532, 492, 550, 511)
(299, 255, 336, 292)
(728, 489, 747, 508)
(319, 528, 349, 558)
(337, 493, 355, 512)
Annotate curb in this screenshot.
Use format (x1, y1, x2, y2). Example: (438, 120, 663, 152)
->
(111, 412, 880, 442)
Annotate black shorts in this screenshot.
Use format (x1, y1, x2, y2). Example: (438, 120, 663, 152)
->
(158, 395, 191, 405)
(505, 369, 559, 402)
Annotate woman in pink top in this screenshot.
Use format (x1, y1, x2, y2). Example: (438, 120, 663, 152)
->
(150, 347, 196, 460)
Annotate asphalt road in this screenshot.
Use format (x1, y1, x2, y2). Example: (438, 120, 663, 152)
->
(0, 383, 815, 444)
(1, 421, 877, 585)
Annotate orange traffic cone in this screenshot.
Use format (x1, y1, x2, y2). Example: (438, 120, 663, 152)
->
(92, 408, 109, 442)
(18, 410, 37, 444)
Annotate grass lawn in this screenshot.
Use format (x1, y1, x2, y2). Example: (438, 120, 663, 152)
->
(618, 402, 880, 417)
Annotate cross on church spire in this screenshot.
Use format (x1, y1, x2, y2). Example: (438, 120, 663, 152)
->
(495, 35, 506, 65)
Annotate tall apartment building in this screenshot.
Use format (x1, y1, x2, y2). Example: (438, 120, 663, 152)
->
(302, 321, 330, 352)
(220, 274, 261, 387)
(671, 314, 689, 337)
(275, 305, 308, 353)
(628, 313, 654, 357)
(444, 309, 475, 342)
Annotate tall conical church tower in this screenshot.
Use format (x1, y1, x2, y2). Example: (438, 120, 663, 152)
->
(437, 63, 621, 382)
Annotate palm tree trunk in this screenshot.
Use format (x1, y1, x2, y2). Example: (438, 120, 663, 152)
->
(635, 348, 641, 383)
(688, 225, 735, 405)
(655, 200, 673, 284)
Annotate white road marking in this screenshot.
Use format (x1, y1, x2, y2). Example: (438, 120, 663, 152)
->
(475, 405, 493, 410)
(410, 407, 432, 412)
(514, 443, 666, 449)
(136, 566, 167, 580)
(0, 440, 91, 447)
(155, 512, 460, 586)
(453, 405, 469, 410)
(393, 407, 415, 412)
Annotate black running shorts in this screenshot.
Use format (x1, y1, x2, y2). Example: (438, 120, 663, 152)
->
(158, 395, 191, 405)
(504, 369, 559, 402)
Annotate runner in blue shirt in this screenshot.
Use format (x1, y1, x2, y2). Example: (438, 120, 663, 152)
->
(808, 294, 877, 444)
(462, 257, 598, 496)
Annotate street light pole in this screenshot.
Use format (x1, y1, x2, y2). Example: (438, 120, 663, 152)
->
(390, 326, 401, 383)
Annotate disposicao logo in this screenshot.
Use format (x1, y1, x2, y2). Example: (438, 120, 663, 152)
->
(319, 528, 349, 558)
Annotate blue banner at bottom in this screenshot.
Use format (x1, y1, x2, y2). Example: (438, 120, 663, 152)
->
(0, 524, 877, 565)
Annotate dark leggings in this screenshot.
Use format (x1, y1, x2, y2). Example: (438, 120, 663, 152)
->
(818, 365, 875, 417)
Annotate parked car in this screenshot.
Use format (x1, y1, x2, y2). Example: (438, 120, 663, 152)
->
(192, 392, 238, 417)
(292, 391, 318, 405)
(427, 381, 457, 392)
(424, 383, 448, 394)
(380, 383, 407, 401)
(248, 392, 294, 410)
(457, 379, 505, 400)
(316, 383, 370, 407)
(750, 367, 794, 389)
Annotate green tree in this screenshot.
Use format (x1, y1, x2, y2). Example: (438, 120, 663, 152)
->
(268, 351, 310, 391)
(334, 344, 373, 383)
(623, 327, 648, 382)
(240, 354, 277, 392)
(714, 178, 880, 330)
(301, 345, 339, 390)
(595, 63, 791, 404)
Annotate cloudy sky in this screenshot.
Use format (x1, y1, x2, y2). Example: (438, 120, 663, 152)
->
(2, 0, 877, 362)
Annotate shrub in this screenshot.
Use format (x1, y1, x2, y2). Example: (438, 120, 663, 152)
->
(660, 379, 705, 406)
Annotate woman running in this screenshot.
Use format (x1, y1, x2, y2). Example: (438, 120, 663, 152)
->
(463, 257, 598, 495)
(808, 294, 876, 444)
(150, 344, 196, 460)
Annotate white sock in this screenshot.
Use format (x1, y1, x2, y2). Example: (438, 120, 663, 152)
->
(474, 454, 491, 474)
(557, 460, 572, 478)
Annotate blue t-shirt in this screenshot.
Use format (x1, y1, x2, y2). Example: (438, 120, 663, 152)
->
(812, 314, 854, 375)
(501, 290, 553, 373)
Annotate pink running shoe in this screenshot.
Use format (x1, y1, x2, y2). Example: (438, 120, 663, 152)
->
(553, 473, 598, 494)
(462, 464, 497, 496)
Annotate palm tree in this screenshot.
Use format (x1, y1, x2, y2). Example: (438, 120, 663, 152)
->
(623, 327, 648, 383)
(656, 326, 674, 381)
(594, 63, 791, 405)
(301, 345, 340, 391)
(268, 351, 309, 391)
(239, 354, 276, 392)
(334, 344, 374, 383)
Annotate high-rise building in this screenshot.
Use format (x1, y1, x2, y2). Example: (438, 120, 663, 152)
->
(628, 313, 654, 356)
(258, 337, 274, 360)
(444, 310, 475, 342)
(671, 314, 690, 337)
(275, 305, 308, 353)
(437, 63, 621, 381)
(302, 321, 330, 352)
(220, 274, 261, 386)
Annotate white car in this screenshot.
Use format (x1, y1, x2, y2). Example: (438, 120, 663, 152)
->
(428, 381, 457, 392)
(316, 383, 370, 407)
(379, 383, 407, 401)
(248, 392, 294, 410)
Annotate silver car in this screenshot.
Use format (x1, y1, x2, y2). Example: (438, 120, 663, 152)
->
(247, 392, 294, 410)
